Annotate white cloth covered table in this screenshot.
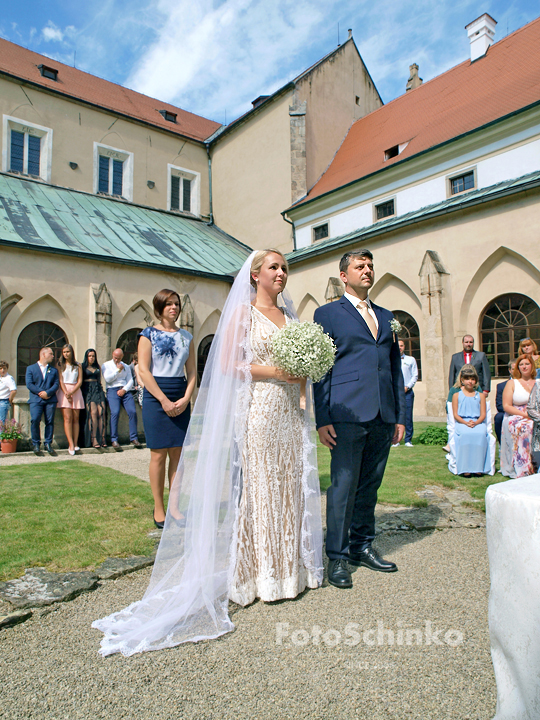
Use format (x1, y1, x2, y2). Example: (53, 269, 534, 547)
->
(486, 477, 540, 719)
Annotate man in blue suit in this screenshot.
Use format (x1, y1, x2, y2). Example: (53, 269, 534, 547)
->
(26, 346, 60, 455)
(314, 249, 405, 588)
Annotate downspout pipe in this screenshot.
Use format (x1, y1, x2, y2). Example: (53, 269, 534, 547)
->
(206, 144, 213, 224)
(281, 211, 296, 250)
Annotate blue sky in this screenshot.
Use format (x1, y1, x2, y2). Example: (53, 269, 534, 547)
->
(2, 1, 539, 124)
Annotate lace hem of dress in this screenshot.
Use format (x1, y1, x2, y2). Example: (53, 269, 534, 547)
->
(229, 567, 320, 607)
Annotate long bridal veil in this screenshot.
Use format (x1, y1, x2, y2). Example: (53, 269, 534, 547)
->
(92, 251, 323, 656)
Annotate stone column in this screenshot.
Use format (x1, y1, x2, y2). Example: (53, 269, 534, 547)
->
(418, 251, 450, 418)
(289, 100, 307, 204)
(325, 277, 344, 303)
(179, 294, 194, 335)
(92, 283, 112, 361)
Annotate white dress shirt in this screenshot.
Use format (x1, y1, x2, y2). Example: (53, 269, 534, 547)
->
(343, 291, 379, 330)
(38, 362, 49, 379)
(0, 374, 16, 400)
(102, 360, 134, 391)
(401, 354, 418, 390)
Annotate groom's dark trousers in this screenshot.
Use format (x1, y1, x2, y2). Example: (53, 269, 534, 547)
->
(314, 296, 405, 561)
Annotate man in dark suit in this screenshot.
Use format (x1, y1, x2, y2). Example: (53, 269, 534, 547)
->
(448, 335, 491, 394)
(494, 359, 516, 443)
(26, 346, 59, 455)
(314, 249, 405, 589)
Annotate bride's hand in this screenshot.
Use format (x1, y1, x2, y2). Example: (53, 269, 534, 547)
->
(274, 368, 302, 383)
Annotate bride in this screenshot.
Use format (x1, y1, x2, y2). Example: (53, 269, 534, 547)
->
(93, 249, 323, 656)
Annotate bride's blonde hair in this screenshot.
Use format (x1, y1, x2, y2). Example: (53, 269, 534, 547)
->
(250, 249, 289, 289)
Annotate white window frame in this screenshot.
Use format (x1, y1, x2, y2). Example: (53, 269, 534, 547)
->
(2, 115, 53, 182)
(312, 222, 329, 243)
(446, 166, 477, 198)
(167, 164, 200, 216)
(373, 196, 396, 223)
(93, 142, 134, 201)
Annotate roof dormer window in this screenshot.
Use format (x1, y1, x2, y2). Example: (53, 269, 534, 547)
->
(38, 64, 58, 81)
(384, 141, 409, 162)
(159, 110, 177, 123)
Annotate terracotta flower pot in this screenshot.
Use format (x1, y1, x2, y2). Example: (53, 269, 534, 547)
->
(1, 438, 18, 454)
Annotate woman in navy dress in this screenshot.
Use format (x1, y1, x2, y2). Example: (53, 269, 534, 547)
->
(452, 364, 490, 477)
(138, 289, 196, 528)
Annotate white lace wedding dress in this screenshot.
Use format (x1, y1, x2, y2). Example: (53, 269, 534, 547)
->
(229, 306, 320, 605)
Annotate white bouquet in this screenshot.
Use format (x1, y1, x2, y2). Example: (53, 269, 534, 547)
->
(271, 321, 336, 383)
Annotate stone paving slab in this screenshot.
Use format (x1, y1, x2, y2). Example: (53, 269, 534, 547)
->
(0, 568, 99, 609)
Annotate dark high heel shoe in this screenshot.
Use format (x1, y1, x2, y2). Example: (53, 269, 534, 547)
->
(153, 512, 165, 529)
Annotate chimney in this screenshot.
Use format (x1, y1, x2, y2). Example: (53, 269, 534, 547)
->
(348, 29, 352, 39)
(406, 63, 423, 92)
(465, 13, 497, 62)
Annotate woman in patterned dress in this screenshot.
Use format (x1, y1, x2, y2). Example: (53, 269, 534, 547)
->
(501, 354, 535, 477)
(138, 290, 196, 529)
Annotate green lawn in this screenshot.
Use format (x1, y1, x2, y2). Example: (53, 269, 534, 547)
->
(317, 421, 505, 510)
(0, 461, 159, 581)
(0, 424, 504, 581)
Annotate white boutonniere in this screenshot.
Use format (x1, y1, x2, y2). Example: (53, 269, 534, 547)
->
(389, 317, 402, 342)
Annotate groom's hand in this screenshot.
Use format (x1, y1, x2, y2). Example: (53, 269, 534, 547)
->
(318, 424, 337, 449)
(392, 424, 405, 445)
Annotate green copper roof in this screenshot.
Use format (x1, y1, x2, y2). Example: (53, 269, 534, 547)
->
(287, 169, 540, 265)
(0, 173, 251, 279)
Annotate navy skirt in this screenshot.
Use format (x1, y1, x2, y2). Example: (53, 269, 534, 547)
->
(142, 377, 190, 449)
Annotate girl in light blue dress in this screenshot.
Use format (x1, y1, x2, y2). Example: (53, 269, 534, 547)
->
(452, 365, 491, 476)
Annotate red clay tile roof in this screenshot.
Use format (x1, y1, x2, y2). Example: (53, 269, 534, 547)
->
(0, 38, 221, 143)
(296, 16, 540, 207)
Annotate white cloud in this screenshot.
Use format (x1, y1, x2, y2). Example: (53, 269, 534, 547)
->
(42, 22, 64, 43)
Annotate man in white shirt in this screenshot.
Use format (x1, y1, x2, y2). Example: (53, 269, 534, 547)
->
(102, 348, 140, 449)
(0, 361, 17, 425)
(393, 340, 419, 447)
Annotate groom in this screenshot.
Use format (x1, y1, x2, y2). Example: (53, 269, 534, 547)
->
(314, 249, 405, 588)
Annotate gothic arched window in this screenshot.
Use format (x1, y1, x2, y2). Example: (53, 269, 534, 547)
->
(117, 328, 142, 365)
(480, 293, 540, 377)
(17, 321, 68, 385)
(197, 335, 214, 385)
(392, 310, 422, 381)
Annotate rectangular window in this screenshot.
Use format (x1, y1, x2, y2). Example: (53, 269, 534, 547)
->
(450, 171, 475, 195)
(98, 155, 109, 193)
(313, 223, 329, 242)
(112, 159, 123, 196)
(170, 175, 192, 213)
(27, 135, 41, 176)
(10, 130, 24, 172)
(98, 155, 124, 196)
(375, 199, 395, 220)
(9, 129, 41, 176)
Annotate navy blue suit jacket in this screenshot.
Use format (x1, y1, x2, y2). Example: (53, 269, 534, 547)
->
(26, 363, 59, 405)
(313, 296, 405, 428)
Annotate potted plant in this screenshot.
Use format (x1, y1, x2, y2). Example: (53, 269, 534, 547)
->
(0, 419, 23, 454)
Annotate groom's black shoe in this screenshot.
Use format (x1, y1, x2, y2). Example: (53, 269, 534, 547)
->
(348, 546, 397, 573)
(327, 559, 352, 588)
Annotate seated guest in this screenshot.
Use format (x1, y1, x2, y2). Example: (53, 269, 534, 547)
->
(501, 354, 535, 478)
(82, 349, 107, 448)
(0, 361, 17, 425)
(102, 348, 140, 449)
(452, 365, 491, 477)
(527, 376, 540, 470)
(26, 347, 59, 455)
(494, 359, 516, 444)
(57, 344, 84, 456)
(518, 338, 540, 371)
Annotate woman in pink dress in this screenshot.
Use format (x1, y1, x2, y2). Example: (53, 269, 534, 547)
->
(502, 354, 536, 477)
(57, 344, 84, 455)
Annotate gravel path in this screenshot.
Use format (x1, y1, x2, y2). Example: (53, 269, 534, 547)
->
(0, 447, 152, 482)
(1, 527, 496, 719)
